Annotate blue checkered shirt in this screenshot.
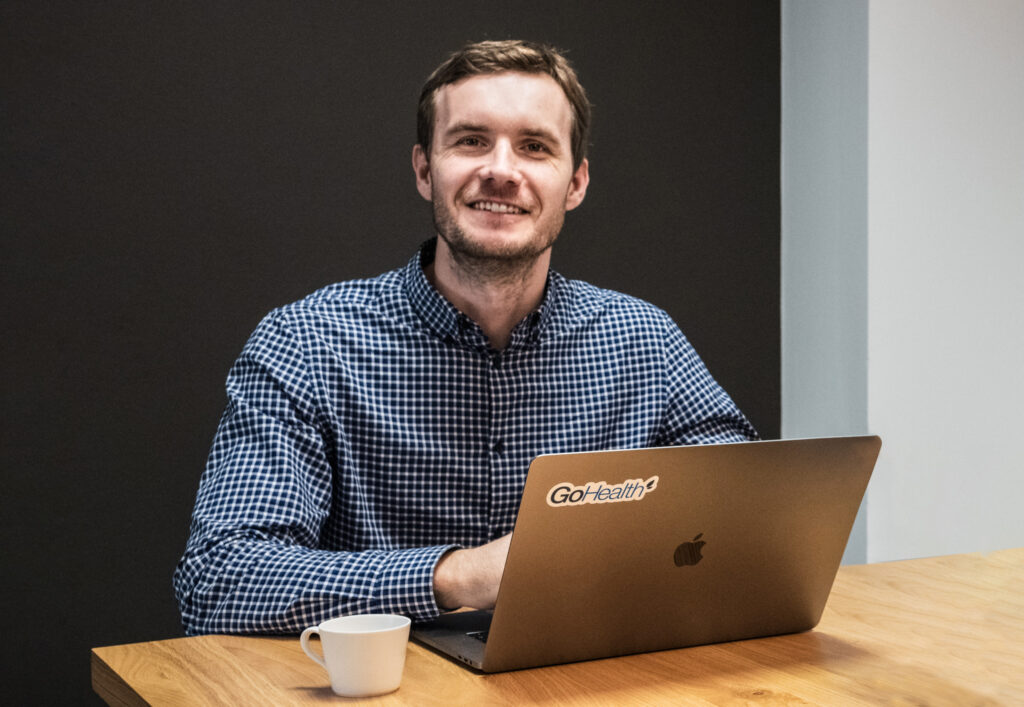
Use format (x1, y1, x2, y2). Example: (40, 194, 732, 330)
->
(173, 241, 756, 635)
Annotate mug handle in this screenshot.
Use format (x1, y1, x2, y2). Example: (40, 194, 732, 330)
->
(300, 626, 326, 669)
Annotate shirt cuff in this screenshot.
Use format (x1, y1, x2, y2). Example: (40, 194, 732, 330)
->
(374, 544, 458, 621)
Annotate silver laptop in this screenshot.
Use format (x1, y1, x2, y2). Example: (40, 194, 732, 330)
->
(412, 435, 882, 673)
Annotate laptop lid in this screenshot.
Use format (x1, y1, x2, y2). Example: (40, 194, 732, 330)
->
(413, 435, 881, 673)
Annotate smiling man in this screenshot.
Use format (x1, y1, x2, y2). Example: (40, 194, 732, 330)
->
(414, 64, 589, 351)
(173, 40, 756, 636)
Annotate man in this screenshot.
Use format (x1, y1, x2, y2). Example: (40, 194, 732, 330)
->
(174, 39, 756, 636)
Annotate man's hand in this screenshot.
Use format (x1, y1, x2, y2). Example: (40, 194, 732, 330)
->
(433, 533, 511, 611)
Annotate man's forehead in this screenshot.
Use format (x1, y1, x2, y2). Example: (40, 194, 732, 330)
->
(433, 71, 573, 137)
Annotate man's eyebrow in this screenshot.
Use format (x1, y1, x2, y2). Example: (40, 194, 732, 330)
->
(443, 122, 489, 137)
(521, 127, 562, 144)
(441, 122, 563, 145)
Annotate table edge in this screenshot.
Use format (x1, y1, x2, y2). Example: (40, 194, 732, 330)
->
(92, 647, 147, 707)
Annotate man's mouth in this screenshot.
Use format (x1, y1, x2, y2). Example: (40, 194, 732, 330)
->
(470, 200, 528, 215)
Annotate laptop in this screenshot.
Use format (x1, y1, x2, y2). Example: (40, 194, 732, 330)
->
(411, 435, 882, 673)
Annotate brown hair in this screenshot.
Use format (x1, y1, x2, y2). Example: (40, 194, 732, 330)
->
(417, 39, 591, 170)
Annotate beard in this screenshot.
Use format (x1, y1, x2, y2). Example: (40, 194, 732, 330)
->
(431, 194, 564, 285)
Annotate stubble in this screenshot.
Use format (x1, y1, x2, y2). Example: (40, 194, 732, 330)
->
(430, 195, 564, 288)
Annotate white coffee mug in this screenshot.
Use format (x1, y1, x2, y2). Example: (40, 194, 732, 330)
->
(300, 614, 411, 697)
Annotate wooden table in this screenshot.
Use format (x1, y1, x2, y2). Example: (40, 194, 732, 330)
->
(93, 548, 1024, 705)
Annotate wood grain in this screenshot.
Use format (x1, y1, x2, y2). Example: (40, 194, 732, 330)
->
(92, 548, 1024, 705)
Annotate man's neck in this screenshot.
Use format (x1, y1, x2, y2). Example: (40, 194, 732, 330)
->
(425, 238, 550, 351)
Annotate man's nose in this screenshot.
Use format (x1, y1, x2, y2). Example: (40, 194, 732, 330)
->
(480, 140, 521, 184)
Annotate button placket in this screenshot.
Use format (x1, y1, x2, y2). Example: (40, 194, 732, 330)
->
(486, 348, 513, 535)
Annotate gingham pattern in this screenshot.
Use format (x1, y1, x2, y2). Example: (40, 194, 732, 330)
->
(173, 240, 756, 635)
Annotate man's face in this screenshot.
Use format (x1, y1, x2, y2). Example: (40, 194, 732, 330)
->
(412, 71, 589, 266)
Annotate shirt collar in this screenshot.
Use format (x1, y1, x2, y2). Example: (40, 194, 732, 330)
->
(403, 238, 567, 350)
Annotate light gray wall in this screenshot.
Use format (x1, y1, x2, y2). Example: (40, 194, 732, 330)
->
(866, 0, 1024, 561)
(784, 0, 1024, 563)
(781, 0, 869, 564)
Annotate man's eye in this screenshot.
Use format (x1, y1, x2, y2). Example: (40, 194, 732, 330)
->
(525, 142, 548, 153)
(457, 136, 482, 147)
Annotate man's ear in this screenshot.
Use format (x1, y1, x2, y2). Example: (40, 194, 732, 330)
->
(412, 144, 433, 202)
(564, 158, 590, 212)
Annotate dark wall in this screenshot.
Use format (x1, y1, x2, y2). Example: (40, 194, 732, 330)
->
(2, 2, 779, 703)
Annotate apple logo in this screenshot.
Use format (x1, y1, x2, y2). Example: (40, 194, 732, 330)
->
(674, 533, 706, 567)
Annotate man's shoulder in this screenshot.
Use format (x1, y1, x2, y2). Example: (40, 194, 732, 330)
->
(301, 269, 402, 309)
(262, 267, 410, 335)
(556, 274, 675, 332)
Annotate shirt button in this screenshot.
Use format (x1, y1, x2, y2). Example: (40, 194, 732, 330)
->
(491, 440, 505, 455)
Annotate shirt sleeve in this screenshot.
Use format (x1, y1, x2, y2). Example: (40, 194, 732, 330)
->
(172, 311, 454, 636)
(658, 315, 759, 445)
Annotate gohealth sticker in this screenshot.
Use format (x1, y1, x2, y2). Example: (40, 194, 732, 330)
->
(547, 476, 659, 507)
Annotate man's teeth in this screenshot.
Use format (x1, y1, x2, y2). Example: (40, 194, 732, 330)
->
(472, 201, 525, 214)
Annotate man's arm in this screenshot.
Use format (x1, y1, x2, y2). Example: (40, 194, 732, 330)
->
(172, 396, 457, 634)
(432, 534, 511, 611)
(173, 312, 461, 635)
(659, 316, 759, 445)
